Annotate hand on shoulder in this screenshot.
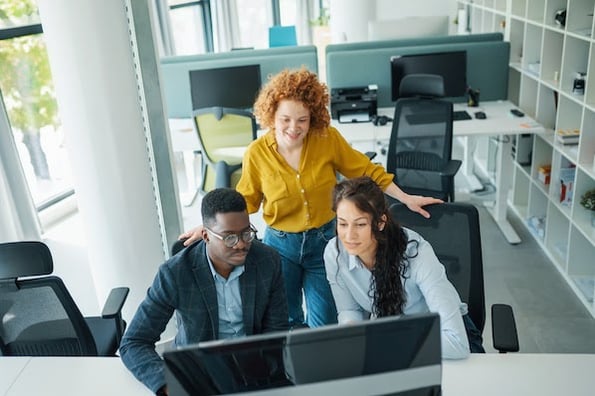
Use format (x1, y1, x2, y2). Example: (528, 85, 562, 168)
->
(178, 225, 204, 246)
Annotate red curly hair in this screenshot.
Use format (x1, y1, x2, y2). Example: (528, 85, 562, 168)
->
(253, 67, 331, 131)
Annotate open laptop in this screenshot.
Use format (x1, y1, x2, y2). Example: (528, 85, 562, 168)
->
(163, 312, 442, 396)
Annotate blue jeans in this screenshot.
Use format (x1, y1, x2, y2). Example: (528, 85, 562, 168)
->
(263, 219, 338, 327)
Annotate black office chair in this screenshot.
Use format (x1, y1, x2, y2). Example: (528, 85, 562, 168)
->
(389, 202, 519, 353)
(387, 74, 462, 202)
(193, 107, 257, 193)
(0, 241, 129, 356)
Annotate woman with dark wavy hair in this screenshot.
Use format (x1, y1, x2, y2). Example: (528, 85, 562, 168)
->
(324, 176, 471, 359)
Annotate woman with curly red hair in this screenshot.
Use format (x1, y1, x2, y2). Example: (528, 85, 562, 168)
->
(181, 68, 441, 328)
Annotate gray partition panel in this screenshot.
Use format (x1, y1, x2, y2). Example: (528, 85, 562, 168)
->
(326, 40, 509, 108)
(160, 46, 318, 118)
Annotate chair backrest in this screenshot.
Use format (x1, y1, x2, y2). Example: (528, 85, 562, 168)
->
(193, 107, 257, 165)
(0, 241, 98, 356)
(399, 73, 445, 98)
(389, 203, 486, 333)
(269, 25, 297, 47)
(386, 74, 454, 199)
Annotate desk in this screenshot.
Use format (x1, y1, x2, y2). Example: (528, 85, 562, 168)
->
(0, 357, 30, 395)
(2, 356, 152, 396)
(2, 354, 594, 395)
(170, 101, 544, 243)
(332, 100, 545, 244)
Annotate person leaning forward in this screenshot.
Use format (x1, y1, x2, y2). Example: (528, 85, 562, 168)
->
(120, 188, 289, 396)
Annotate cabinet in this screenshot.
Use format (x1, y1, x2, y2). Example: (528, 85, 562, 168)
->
(459, 0, 595, 316)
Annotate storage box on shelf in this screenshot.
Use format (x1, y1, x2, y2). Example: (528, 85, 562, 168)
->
(459, 0, 595, 317)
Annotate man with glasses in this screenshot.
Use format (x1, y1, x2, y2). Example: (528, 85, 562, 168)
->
(120, 188, 289, 396)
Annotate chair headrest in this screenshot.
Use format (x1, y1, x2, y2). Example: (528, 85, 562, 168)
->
(399, 74, 445, 98)
(0, 241, 53, 280)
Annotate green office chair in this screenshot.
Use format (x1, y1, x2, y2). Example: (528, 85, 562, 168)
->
(0, 241, 129, 356)
(193, 107, 257, 193)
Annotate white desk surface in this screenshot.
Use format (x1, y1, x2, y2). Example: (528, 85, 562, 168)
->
(443, 353, 595, 396)
(3, 356, 152, 396)
(0, 357, 30, 395)
(332, 100, 545, 143)
(169, 100, 545, 242)
(2, 354, 594, 396)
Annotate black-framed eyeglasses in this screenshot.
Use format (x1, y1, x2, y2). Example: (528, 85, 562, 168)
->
(205, 225, 257, 248)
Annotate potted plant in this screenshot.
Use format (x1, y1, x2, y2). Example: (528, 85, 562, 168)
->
(579, 188, 595, 227)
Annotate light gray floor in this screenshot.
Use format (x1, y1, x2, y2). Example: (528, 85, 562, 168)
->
(478, 205, 595, 353)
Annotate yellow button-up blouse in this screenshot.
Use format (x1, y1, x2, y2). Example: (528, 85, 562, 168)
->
(236, 126, 394, 233)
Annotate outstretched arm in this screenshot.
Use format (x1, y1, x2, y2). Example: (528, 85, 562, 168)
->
(384, 183, 443, 219)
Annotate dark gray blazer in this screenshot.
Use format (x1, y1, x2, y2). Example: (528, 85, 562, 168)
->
(119, 240, 289, 393)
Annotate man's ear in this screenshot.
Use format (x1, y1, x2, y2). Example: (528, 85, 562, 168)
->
(201, 227, 210, 242)
(378, 214, 387, 231)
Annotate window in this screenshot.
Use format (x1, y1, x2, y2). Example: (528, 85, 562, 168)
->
(0, 0, 74, 218)
(168, 0, 212, 55)
(164, 0, 314, 55)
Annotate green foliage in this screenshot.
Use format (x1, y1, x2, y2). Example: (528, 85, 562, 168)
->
(580, 189, 595, 211)
(0, 0, 58, 133)
(310, 7, 329, 27)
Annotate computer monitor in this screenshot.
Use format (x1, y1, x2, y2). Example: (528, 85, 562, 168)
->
(163, 313, 441, 396)
(189, 64, 262, 111)
(390, 51, 467, 101)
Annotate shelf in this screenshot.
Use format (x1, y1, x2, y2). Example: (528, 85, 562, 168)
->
(571, 275, 595, 303)
(461, 0, 595, 317)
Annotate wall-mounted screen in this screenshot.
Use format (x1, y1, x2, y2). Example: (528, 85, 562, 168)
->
(390, 51, 467, 101)
(189, 64, 262, 110)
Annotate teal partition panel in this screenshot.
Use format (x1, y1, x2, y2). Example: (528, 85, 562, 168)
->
(326, 40, 509, 108)
(161, 46, 318, 118)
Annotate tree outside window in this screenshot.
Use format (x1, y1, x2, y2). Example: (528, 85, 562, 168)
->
(0, 0, 73, 207)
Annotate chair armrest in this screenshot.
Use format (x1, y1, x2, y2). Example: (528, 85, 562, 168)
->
(101, 287, 129, 319)
(491, 303, 520, 353)
(440, 159, 462, 177)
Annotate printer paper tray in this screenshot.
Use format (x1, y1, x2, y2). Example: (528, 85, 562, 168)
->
(339, 112, 371, 123)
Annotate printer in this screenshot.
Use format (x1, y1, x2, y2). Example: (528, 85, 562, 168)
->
(331, 85, 378, 123)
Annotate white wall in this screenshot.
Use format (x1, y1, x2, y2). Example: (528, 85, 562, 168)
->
(329, 0, 459, 42)
(376, 0, 456, 19)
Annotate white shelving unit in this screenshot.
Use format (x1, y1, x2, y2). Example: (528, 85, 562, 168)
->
(459, 0, 595, 317)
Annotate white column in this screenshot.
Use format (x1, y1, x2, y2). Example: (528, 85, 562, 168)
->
(329, 0, 376, 43)
(36, 0, 172, 321)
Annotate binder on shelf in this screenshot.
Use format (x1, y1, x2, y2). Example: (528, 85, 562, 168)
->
(559, 167, 576, 207)
(556, 129, 580, 145)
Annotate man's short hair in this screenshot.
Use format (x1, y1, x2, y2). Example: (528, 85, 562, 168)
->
(201, 188, 247, 227)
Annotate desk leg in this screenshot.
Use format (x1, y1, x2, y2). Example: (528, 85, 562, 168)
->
(488, 135, 521, 244)
(181, 151, 201, 207)
(461, 136, 483, 191)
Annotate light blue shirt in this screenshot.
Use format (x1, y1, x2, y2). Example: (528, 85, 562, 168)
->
(323, 228, 470, 359)
(206, 252, 246, 339)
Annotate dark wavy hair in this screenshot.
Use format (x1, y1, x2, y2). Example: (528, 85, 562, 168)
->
(332, 177, 417, 317)
(253, 67, 330, 132)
